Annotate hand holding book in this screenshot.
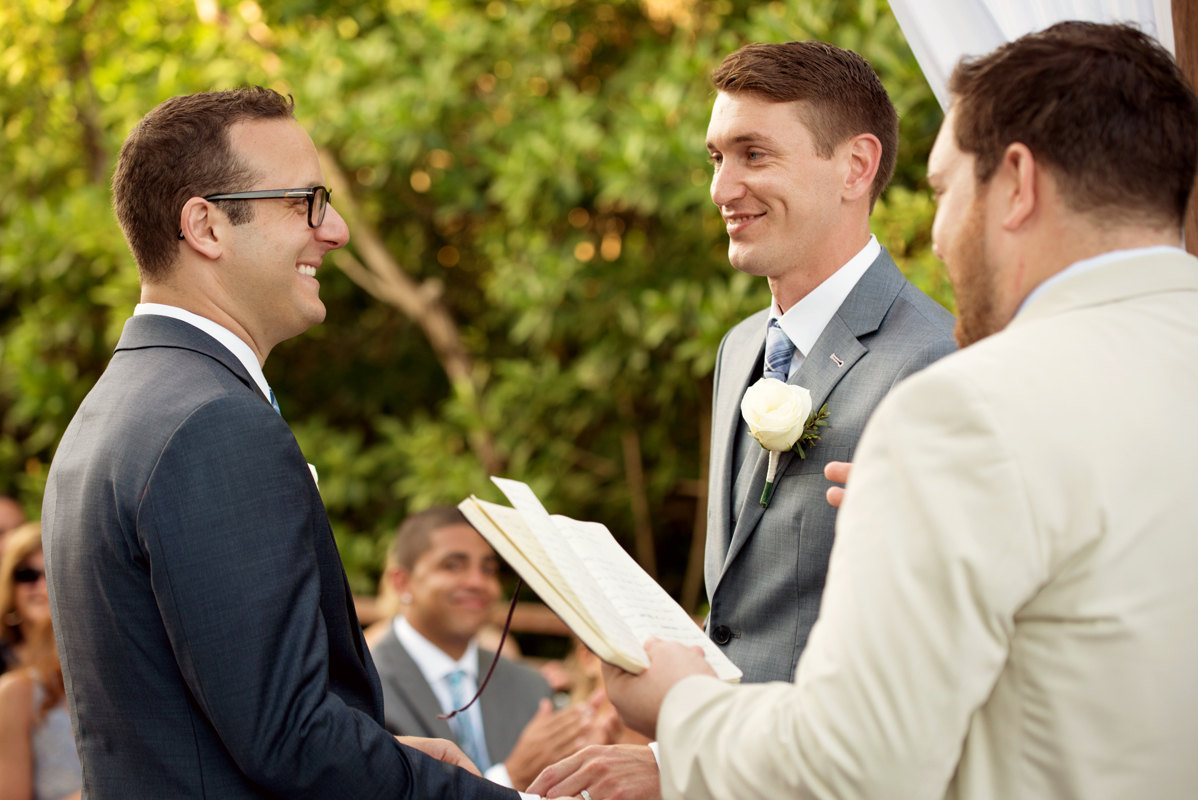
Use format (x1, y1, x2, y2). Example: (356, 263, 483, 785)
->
(460, 477, 741, 682)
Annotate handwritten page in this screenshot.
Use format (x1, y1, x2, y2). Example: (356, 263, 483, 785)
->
(461, 499, 624, 665)
(552, 514, 742, 681)
(492, 478, 647, 665)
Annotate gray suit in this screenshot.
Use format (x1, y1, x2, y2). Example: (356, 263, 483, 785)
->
(371, 625, 553, 765)
(705, 249, 956, 683)
(42, 315, 515, 800)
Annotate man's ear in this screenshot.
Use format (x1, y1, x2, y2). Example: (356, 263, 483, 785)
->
(179, 197, 223, 260)
(843, 132, 882, 203)
(387, 565, 411, 598)
(994, 142, 1038, 232)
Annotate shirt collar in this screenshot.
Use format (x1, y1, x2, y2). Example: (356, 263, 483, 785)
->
(133, 303, 272, 401)
(770, 235, 881, 356)
(1016, 245, 1186, 317)
(394, 615, 478, 684)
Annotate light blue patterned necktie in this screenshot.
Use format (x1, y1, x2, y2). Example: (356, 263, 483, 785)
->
(446, 670, 490, 771)
(268, 387, 281, 416)
(763, 318, 795, 382)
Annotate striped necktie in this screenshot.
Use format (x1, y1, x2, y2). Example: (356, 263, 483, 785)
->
(763, 318, 795, 382)
(446, 670, 490, 771)
(268, 387, 281, 415)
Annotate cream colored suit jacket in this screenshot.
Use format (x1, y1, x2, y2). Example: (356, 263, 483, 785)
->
(656, 250, 1198, 799)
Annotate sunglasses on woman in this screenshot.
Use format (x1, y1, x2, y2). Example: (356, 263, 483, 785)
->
(13, 566, 44, 584)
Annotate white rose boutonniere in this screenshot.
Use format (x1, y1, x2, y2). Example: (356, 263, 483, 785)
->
(740, 378, 830, 508)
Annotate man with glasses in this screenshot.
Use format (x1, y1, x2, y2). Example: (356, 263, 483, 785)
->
(43, 88, 527, 800)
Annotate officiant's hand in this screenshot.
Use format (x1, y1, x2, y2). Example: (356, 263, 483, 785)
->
(395, 736, 481, 775)
(825, 460, 853, 507)
(602, 640, 715, 740)
(505, 690, 618, 790)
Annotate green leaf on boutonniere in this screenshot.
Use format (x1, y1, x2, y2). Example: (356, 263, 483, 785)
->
(791, 404, 830, 459)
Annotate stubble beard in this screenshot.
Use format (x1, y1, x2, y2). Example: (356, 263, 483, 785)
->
(950, 199, 1004, 349)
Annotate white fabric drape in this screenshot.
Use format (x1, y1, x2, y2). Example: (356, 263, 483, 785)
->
(890, 0, 1176, 108)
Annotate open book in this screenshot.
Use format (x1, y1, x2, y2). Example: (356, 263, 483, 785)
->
(460, 477, 742, 682)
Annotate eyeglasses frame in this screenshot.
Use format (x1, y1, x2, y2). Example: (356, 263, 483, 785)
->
(177, 186, 332, 240)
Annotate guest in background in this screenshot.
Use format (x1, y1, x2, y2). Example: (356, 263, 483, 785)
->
(0, 523, 46, 674)
(371, 506, 617, 791)
(0, 522, 82, 800)
(364, 537, 522, 661)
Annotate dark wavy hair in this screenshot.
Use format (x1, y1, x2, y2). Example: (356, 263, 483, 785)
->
(949, 22, 1198, 225)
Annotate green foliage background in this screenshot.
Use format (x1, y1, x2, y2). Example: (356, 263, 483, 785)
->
(0, 0, 950, 602)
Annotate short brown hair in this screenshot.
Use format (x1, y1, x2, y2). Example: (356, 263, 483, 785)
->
(712, 41, 899, 208)
(111, 87, 296, 282)
(949, 22, 1198, 225)
(389, 506, 472, 571)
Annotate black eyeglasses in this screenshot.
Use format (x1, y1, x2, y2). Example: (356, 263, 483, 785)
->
(178, 186, 332, 239)
(13, 566, 44, 584)
(206, 186, 331, 228)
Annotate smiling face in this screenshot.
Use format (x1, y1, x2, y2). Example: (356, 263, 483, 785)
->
(397, 524, 502, 658)
(928, 112, 1004, 348)
(216, 118, 349, 354)
(707, 92, 847, 283)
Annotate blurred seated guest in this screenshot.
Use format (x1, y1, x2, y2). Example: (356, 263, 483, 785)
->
(363, 545, 521, 662)
(370, 506, 615, 790)
(1, 521, 40, 675)
(0, 496, 26, 564)
(0, 523, 82, 800)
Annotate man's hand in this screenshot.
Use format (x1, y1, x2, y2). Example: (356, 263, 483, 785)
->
(824, 460, 853, 508)
(527, 743, 661, 800)
(395, 736, 480, 776)
(505, 692, 619, 790)
(602, 639, 715, 741)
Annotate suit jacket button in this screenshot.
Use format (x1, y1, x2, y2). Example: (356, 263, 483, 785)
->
(712, 625, 732, 645)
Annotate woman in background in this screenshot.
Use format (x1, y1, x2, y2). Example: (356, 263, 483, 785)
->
(0, 523, 82, 800)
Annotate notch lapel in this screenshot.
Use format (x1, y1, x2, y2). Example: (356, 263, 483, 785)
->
(377, 635, 455, 740)
(705, 310, 769, 597)
(714, 250, 907, 588)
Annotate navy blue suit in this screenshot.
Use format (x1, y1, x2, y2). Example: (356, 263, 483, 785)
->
(43, 314, 515, 799)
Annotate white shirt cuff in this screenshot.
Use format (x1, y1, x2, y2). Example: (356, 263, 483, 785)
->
(649, 740, 661, 767)
(485, 762, 514, 789)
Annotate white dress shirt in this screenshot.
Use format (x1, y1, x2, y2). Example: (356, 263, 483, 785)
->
(133, 303, 274, 403)
(393, 617, 527, 794)
(769, 235, 881, 376)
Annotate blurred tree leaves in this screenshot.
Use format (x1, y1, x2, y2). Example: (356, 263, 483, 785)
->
(0, 0, 949, 600)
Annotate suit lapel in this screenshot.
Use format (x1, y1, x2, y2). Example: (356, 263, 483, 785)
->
(714, 250, 907, 588)
(115, 314, 270, 405)
(705, 310, 769, 596)
(375, 630, 455, 740)
(475, 648, 502, 762)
